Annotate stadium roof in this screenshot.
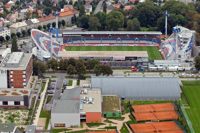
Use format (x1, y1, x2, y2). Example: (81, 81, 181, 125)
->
(63, 31, 162, 35)
(91, 76, 181, 100)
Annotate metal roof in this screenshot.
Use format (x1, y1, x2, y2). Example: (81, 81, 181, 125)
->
(61, 87, 80, 100)
(63, 31, 162, 35)
(52, 99, 80, 113)
(91, 76, 181, 100)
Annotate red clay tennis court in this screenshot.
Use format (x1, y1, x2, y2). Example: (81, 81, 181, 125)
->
(132, 103, 176, 113)
(130, 121, 184, 133)
(133, 111, 179, 122)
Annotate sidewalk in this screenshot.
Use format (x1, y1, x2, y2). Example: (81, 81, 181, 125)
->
(33, 79, 49, 126)
(67, 80, 77, 89)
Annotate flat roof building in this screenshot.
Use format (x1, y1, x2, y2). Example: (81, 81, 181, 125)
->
(91, 76, 181, 100)
(51, 88, 102, 128)
(0, 52, 33, 89)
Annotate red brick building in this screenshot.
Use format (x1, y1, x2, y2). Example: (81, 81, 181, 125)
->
(0, 52, 32, 88)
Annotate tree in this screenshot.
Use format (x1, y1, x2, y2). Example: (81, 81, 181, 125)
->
(5, 35, 10, 41)
(43, 25, 47, 30)
(61, 20, 66, 27)
(22, 30, 26, 37)
(44, 7, 52, 16)
(127, 18, 140, 31)
(68, 58, 76, 66)
(16, 32, 21, 38)
(103, 1, 107, 13)
(95, 12, 107, 30)
(101, 65, 113, 76)
(85, 59, 99, 71)
(47, 23, 51, 30)
(130, 1, 161, 27)
(67, 64, 76, 75)
(94, 64, 113, 76)
(94, 64, 102, 76)
(59, 59, 68, 70)
(71, 15, 77, 24)
(195, 56, 200, 71)
(75, 60, 86, 78)
(79, 5, 85, 17)
(106, 11, 124, 30)
(52, 22, 56, 28)
(27, 29, 31, 36)
(88, 16, 101, 31)
(47, 59, 58, 71)
(11, 33, 16, 39)
(0, 36, 4, 43)
(38, 25, 42, 30)
(77, 15, 89, 29)
(58, 21, 62, 28)
(33, 60, 47, 76)
(11, 36, 18, 52)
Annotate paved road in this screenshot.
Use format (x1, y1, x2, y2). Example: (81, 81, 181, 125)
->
(44, 73, 66, 104)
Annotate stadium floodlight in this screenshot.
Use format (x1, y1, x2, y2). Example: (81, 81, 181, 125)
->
(164, 10, 169, 37)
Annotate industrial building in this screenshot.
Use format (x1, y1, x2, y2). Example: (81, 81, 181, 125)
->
(0, 51, 33, 88)
(51, 88, 102, 128)
(91, 76, 181, 100)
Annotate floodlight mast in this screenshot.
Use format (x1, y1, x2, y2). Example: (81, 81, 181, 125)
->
(165, 10, 169, 38)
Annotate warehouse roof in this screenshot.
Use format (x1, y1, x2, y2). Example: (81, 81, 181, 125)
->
(91, 76, 181, 100)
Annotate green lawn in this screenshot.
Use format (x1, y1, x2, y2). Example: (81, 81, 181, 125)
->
(182, 80, 200, 133)
(67, 80, 73, 86)
(65, 46, 162, 60)
(40, 110, 50, 129)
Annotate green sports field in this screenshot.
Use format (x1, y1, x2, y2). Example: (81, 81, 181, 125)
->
(182, 81, 200, 132)
(65, 46, 162, 60)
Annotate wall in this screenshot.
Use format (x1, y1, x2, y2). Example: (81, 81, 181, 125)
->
(103, 112, 121, 118)
(86, 112, 101, 123)
(10, 70, 23, 88)
(0, 69, 8, 88)
(51, 113, 80, 128)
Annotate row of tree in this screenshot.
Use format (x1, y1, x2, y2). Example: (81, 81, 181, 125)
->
(75, 0, 200, 39)
(33, 58, 113, 77)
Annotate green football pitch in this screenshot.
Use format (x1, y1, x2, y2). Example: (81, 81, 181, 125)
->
(65, 46, 163, 60)
(182, 81, 200, 132)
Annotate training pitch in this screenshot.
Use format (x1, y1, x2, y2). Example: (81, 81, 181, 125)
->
(182, 80, 200, 132)
(65, 46, 162, 60)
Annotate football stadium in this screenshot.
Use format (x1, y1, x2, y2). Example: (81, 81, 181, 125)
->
(31, 26, 195, 68)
